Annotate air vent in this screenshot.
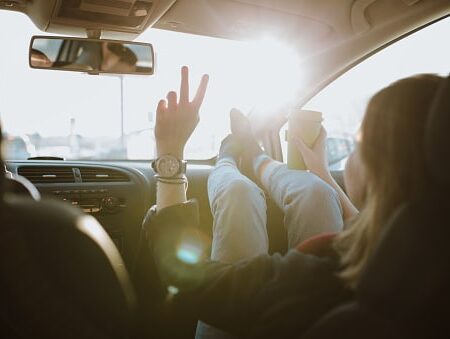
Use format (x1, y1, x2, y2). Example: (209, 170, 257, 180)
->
(79, 167, 130, 183)
(18, 166, 75, 184)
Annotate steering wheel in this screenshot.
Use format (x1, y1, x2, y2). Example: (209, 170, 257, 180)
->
(4, 170, 41, 200)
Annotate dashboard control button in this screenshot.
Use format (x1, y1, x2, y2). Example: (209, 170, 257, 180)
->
(102, 196, 119, 211)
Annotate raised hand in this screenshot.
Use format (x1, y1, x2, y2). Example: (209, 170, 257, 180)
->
(155, 66, 209, 158)
(295, 127, 359, 220)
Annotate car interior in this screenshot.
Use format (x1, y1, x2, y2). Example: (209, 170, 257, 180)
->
(1, 0, 449, 338)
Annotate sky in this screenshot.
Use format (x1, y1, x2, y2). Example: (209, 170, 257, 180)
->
(0, 10, 449, 159)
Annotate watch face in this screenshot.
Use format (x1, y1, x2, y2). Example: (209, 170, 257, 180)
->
(156, 155, 180, 177)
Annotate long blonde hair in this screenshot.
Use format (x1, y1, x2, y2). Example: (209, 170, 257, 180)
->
(335, 74, 443, 288)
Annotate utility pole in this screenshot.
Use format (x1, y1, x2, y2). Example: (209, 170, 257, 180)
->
(120, 75, 125, 149)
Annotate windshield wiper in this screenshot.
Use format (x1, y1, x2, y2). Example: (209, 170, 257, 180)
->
(27, 156, 65, 161)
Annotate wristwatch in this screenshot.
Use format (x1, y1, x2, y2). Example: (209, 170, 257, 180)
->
(151, 154, 187, 178)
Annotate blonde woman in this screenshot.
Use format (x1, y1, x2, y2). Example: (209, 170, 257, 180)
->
(145, 69, 444, 337)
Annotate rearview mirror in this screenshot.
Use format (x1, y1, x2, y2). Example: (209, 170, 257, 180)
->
(29, 36, 154, 75)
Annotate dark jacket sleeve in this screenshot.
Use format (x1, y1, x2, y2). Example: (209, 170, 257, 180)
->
(145, 200, 349, 337)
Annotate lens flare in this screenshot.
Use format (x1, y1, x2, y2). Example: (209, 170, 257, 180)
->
(176, 242, 203, 264)
(167, 285, 179, 296)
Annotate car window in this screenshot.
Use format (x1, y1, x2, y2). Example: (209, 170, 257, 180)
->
(280, 16, 450, 170)
(0, 11, 301, 161)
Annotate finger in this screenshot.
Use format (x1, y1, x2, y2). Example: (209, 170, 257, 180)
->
(156, 99, 167, 120)
(166, 91, 177, 111)
(192, 74, 209, 108)
(314, 127, 328, 149)
(180, 66, 189, 103)
(318, 127, 327, 141)
(293, 136, 311, 156)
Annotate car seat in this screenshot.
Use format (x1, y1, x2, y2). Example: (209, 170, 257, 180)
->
(0, 127, 137, 338)
(303, 74, 450, 339)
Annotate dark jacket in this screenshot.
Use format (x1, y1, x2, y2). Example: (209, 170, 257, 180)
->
(144, 200, 351, 338)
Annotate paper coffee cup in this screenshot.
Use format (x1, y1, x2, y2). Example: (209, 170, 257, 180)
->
(286, 109, 323, 170)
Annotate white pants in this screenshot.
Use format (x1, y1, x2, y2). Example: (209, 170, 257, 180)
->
(196, 160, 344, 338)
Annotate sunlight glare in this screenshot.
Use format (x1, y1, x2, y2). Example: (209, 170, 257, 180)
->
(241, 37, 302, 113)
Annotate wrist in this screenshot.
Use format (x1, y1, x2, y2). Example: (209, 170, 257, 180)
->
(156, 145, 184, 159)
(324, 173, 339, 190)
(316, 168, 333, 184)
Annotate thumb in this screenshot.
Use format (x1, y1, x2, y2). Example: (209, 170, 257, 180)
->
(311, 127, 327, 151)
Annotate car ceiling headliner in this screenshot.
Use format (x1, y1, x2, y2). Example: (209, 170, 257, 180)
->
(155, 0, 446, 55)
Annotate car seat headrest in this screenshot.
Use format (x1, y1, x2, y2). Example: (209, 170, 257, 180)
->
(426, 74, 450, 187)
(357, 198, 450, 332)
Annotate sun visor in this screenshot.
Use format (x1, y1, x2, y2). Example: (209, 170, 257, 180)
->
(14, 0, 176, 38)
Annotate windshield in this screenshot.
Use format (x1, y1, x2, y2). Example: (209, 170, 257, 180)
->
(0, 11, 302, 161)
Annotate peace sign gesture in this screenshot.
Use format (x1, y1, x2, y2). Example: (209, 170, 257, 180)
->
(155, 66, 209, 158)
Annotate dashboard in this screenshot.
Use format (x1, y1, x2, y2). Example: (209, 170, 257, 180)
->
(4, 160, 217, 266)
(5, 160, 345, 264)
